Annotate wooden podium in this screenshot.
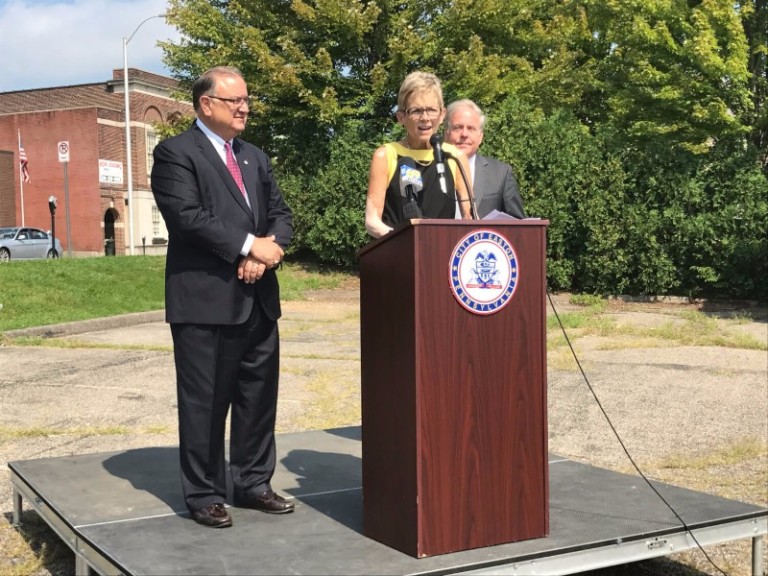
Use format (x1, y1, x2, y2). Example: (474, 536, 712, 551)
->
(358, 219, 549, 558)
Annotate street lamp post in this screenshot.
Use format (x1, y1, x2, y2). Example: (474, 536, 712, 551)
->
(123, 13, 165, 256)
(48, 196, 58, 258)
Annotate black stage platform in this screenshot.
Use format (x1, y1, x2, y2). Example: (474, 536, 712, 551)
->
(9, 427, 767, 576)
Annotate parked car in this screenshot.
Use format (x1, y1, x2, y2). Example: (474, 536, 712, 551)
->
(0, 227, 63, 261)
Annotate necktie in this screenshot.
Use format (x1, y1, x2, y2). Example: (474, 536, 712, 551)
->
(224, 142, 248, 202)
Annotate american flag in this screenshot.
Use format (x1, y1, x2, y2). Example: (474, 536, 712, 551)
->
(19, 137, 30, 183)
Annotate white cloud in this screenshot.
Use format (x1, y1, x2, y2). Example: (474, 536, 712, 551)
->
(0, 0, 180, 92)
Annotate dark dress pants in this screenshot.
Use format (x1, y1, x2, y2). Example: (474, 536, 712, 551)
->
(170, 302, 280, 512)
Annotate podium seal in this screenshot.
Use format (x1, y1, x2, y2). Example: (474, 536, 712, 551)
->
(449, 229, 519, 315)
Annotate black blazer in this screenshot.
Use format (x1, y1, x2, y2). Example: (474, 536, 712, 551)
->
(151, 124, 292, 325)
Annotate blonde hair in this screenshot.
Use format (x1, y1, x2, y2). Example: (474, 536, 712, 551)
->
(397, 71, 444, 112)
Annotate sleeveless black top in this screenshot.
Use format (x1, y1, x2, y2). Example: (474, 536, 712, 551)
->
(381, 142, 458, 228)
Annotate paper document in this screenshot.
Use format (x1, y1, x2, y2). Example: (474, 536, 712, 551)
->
(482, 209, 519, 221)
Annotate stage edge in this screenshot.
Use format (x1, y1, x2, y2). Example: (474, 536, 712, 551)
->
(453, 517, 767, 576)
(11, 471, 123, 576)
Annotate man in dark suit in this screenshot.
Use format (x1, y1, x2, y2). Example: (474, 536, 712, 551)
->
(444, 99, 526, 219)
(151, 66, 293, 528)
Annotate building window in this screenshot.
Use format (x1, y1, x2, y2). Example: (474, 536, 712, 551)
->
(152, 205, 161, 237)
(146, 128, 157, 174)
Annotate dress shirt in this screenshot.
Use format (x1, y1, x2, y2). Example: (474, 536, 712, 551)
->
(195, 119, 254, 255)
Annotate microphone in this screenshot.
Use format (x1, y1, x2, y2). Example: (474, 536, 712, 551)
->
(441, 148, 479, 220)
(429, 134, 449, 195)
(399, 158, 424, 219)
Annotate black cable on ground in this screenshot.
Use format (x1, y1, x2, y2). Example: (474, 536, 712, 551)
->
(547, 290, 728, 576)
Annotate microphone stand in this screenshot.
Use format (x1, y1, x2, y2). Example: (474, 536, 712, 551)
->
(443, 150, 479, 220)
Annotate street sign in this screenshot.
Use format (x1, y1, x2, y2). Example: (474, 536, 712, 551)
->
(58, 141, 70, 163)
(58, 141, 72, 255)
(99, 159, 124, 184)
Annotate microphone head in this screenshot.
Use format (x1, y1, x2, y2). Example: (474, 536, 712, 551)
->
(430, 133, 445, 163)
(399, 160, 423, 196)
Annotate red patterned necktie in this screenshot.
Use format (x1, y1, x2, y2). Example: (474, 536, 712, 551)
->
(224, 142, 248, 201)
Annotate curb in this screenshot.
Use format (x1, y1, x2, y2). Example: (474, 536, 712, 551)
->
(3, 310, 166, 339)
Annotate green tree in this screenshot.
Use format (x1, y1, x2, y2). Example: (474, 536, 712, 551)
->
(163, 0, 395, 169)
(564, 0, 750, 155)
(157, 0, 766, 299)
(740, 0, 768, 170)
(163, 0, 754, 159)
(282, 120, 374, 265)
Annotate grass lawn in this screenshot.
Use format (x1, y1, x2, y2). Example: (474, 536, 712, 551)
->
(0, 255, 354, 332)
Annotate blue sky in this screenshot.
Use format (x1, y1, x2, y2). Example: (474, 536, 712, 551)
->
(0, 0, 179, 92)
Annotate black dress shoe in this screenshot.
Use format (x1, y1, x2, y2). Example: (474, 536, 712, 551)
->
(237, 490, 295, 514)
(191, 503, 233, 528)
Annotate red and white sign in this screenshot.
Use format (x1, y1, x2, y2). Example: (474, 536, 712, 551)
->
(99, 159, 124, 184)
(58, 141, 70, 163)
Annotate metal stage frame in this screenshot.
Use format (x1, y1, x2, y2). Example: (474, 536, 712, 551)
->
(9, 426, 767, 576)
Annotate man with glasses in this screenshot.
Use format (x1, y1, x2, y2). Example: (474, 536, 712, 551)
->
(444, 99, 526, 220)
(151, 66, 294, 528)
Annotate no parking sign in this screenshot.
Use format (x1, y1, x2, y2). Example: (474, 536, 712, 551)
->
(58, 141, 70, 163)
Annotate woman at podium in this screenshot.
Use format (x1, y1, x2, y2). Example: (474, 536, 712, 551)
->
(365, 71, 472, 238)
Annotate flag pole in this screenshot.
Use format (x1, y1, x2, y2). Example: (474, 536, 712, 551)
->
(18, 129, 26, 226)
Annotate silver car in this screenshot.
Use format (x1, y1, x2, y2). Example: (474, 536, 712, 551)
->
(0, 227, 63, 261)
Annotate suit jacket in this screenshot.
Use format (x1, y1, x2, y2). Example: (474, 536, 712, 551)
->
(472, 154, 526, 219)
(151, 124, 293, 325)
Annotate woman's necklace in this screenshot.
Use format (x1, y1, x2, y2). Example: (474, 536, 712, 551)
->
(403, 139, 432, 167)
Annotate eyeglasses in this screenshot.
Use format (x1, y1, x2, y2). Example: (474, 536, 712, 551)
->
(208, 95, 252, 108)
(405, 107, 442, 120)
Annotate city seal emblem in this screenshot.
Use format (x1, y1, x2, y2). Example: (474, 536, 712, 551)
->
(449, 229, 519, 315)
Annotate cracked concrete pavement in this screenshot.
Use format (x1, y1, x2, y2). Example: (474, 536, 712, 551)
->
(0, 291, 766, 575)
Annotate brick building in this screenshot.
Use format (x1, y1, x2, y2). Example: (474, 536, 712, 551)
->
(0, 69, 193, 256)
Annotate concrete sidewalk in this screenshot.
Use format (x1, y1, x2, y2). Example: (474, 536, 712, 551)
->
(2, 290, 765, 472)
(3, 310, 167, 340)
(0, 293, 364, 566)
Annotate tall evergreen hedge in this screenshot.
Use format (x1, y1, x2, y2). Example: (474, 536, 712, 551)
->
(278, 100, 766, 300)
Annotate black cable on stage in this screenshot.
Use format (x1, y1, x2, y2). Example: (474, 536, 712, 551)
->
(546, 290, 729, 576)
